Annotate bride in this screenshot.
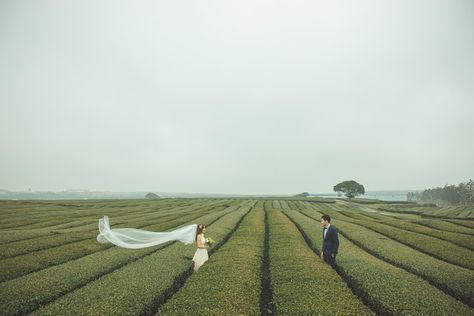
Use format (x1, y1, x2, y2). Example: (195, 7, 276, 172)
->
(96, 216, 209, 270)
(193, 223, 209, 271)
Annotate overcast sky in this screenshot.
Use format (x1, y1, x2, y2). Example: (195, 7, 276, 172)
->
(0, 0, 473, 195)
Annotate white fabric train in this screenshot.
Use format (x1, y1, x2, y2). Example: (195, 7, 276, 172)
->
(97, 215, 198, 249)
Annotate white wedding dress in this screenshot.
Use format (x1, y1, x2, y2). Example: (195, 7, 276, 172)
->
(97, 215, 198, 249)
(192, 234, 208, 271)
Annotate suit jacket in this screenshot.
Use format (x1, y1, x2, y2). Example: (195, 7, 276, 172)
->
(322, 225, 339, 255)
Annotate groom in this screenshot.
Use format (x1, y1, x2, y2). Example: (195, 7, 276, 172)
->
(320, 214, 339, 268)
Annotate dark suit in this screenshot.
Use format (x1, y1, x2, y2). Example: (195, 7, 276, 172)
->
(322, 225, 339, 268)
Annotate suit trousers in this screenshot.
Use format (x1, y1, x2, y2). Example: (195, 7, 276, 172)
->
(323, 252, 336, 268)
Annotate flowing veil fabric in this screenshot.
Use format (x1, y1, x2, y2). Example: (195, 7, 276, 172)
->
(97, 215, 198, 249)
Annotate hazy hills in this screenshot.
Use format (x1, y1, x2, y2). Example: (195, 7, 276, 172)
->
(0, 189, 412, 201)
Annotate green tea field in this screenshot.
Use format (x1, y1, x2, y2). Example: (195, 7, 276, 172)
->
(1, 198, 473, 315)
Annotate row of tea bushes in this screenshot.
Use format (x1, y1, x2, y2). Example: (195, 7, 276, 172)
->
(307, 202, 474, 270)
(0, 198, 146, 218)
(0, 199, 224, 242)
(157, 202, 266, 315)
(0, 238, 109, 283)
(0, 198, 220, 233)
(0, 202, 248, 316)
(0, 212, 149, 244)
(29, 202, 256, 316)
(0, 198, 208, 222)
(0, 201, 188, 245)
(266, 206, 372, 315)
(0, 200, 230, 258)
(378, 205, 474, 219)
(413, 218, 474, 235)
(0, 231, 91, 259)
(298, 207, 474, 307)
(0, 206, 141, 230)
(338, 209, 474, 250)
(282, 207, 474, 315)
(448, 219, 474, 229)
(351, 217, 474, 270)
(0, 210, 187, 258)
(0, 204, 230, 282)
(0, 199, 144, 215)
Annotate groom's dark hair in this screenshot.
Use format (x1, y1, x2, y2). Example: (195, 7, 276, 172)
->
(321, 214, 331, 222)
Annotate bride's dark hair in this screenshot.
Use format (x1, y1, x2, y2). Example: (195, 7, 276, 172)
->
(195, 223, 205, 241)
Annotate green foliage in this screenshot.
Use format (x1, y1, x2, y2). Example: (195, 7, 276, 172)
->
(145, 192, 160, 199)
(0, 202, 246, 315)
(157, 202, 265, 315)
(299, 207, 474, 307)
(338, 210, 474, 250)
(267, 205, 372, 315)
(282, 206, 473, 315)
(312, 203, 474, 270)
(449, 219, 474, 228)
(293, 192, 310, 198)
(0, 230, 92, 258)
(29, 202, 254, 316)
(0, 201, 232, 259)
(1, 199, 473, 315)
(0, 208, 227, 282)
(419, 179, 474, 204)
(415, 218, 474, 235)
(379, 204, 474, 219)
(333, 180, 365, 199)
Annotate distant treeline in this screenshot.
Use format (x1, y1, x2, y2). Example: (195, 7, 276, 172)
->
(407, 179, 474, 204)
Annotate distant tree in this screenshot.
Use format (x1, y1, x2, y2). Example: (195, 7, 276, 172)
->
(145, 192, 160, 199)
(333, 180, 365, 199)
(419, 179, 474, 205)
(293, 192, 310, 198)
(466, 179, 474, 204)
(407, 191, 420, 202)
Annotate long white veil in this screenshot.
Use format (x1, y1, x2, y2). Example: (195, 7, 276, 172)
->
(97, 215, 198, 249)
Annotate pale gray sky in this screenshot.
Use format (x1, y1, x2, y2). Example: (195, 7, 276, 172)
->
(1, 0, 473, 195)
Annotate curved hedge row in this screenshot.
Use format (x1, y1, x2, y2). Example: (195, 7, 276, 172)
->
(308, 202, 474, 270)
(282, 207, 473, 315)
(414, 219, 474, 235)
(28, 202, 255, 316)
(0, 200, 174, 229)
(339, 210, 474, 250)
(0, 205, 230, 282)
(298, 207, 474, 307)
(267, 205, 372, 315)
(448, 219, 474, 229)
(0, 200, 230, 258)
(0, 202, 248, 316)
(0, 202, 227, 239)
(0, 199, 220, 239)
(157, 202, 265, 315)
